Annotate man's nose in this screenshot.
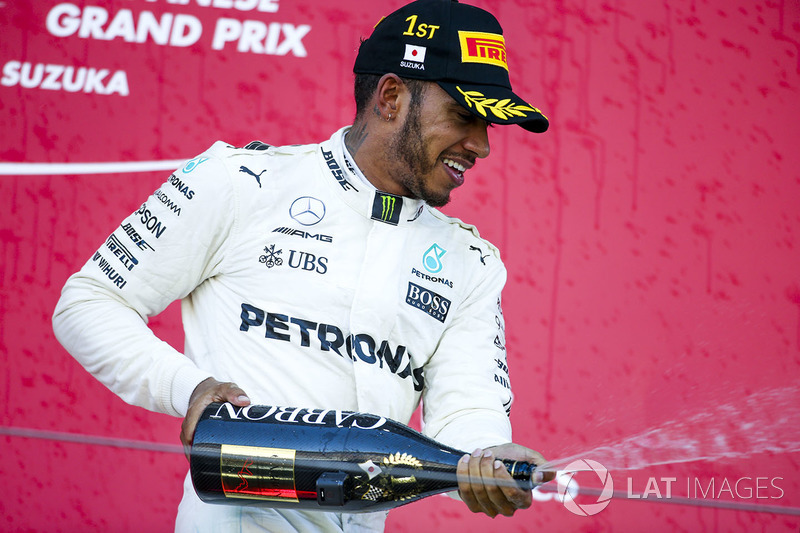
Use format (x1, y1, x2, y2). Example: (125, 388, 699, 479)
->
(464, 123, 490, 159)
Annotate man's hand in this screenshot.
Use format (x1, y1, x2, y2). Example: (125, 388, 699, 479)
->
(180, 377, 251, 461)
(456, 442, 551, 518)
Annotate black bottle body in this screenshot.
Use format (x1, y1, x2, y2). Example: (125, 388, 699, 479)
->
(191, 403, 537, 513)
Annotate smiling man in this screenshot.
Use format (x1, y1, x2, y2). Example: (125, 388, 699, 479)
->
(346, 0, 547, 208)
(53, 1, 551, 532)
(347, 78, 490, 208)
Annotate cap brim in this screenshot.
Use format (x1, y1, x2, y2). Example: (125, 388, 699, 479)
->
(438, 81, 549, 133)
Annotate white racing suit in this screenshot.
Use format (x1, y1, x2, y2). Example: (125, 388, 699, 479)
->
(53, 127, 515, 532)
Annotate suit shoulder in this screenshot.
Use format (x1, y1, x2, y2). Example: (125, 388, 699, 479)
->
(198, 139, 319, 161)
(195, 139, 318, 175)
(425, 208, 502, 262)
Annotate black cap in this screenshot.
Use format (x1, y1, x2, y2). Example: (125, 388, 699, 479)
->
(353, 0, 548, 133)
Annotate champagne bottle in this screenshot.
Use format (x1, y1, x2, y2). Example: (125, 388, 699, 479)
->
(190, 402, 540, 513)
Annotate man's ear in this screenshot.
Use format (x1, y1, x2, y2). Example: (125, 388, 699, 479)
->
(374, 73, 405, 120)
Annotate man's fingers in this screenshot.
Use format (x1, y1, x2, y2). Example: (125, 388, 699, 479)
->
(180, 379, 250, 462)
(457, 453, 481, 512)
(221, 383, 250, 406)
(493, 462, 532, 511)
(479, 452, 515, 517)
(457, 450, 497, 516)
(469, 449, 498, 517)
(526, 450, 546, 464)
(180, 414, 198, 461)
(486, 460, 526, 516)
(480, 452, 530, 517)
(457, 445, 545, 519)
(527, 452, 556, 484)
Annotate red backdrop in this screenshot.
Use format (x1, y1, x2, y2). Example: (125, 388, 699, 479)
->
(1, 0, 799, 531)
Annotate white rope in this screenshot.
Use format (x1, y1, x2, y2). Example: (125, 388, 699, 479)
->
(0, 160, 188, 176)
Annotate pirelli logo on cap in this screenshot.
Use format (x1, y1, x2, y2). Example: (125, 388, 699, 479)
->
(458, 31, 508, 70)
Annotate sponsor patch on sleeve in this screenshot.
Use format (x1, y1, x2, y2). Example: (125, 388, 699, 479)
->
(405, 282, 451, 323)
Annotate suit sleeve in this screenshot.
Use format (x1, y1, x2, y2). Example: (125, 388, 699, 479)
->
(52, 145, 237, 417)
(420, 253, 514, 453)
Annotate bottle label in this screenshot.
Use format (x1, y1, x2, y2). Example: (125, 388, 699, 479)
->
(209, 403, 387, 431)
(220, 445, 307, 502)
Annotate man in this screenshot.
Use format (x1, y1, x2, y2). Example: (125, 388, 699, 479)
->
(53, 0, 551, 531)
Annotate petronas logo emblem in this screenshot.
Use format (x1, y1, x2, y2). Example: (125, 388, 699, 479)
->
(422, 244, 446, 273)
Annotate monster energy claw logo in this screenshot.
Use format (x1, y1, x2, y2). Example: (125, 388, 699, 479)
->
(382, 196, 395, 220)
(371, 192, 403, 225)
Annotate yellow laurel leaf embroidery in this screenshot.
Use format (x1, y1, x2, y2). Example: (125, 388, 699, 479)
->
(455, 85, 536, 121)
(506, 105, 532, 117)
(490, 106, 510, 119)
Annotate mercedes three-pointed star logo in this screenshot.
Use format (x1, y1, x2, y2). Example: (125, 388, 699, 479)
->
(289, 196, 326, 226)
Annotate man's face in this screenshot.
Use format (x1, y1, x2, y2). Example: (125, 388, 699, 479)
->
(387, 83, 491, 207)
